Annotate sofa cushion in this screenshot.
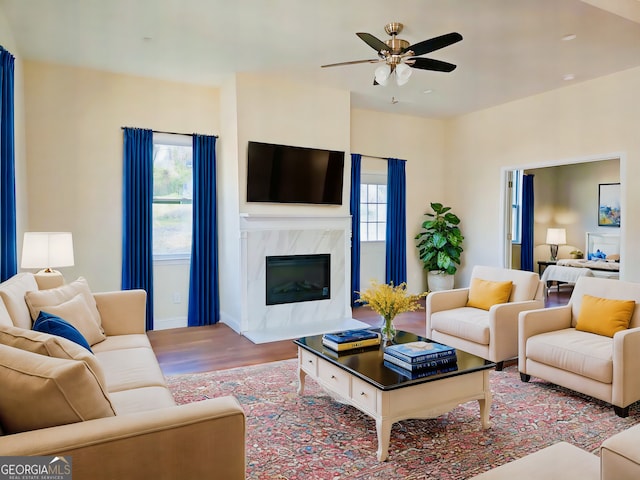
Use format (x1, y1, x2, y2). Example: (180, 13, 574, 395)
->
(0, 324, 106, 388)
(0, 272, 39, 329)
(109, 386, 176, 415)
(601, 424, 640, 480)
(25, 277, 106, 345)
(575, 294, 635, 337)
(526, 328, 613, 383)
(469, 442, 599, 480)
(33, 311, 93, 352)
(95, 347, 167, 393)
(467, 278, 513, 310)
(91, 333, 152, 353)
(430, 307, 490, 345)
(0, 343, 115, 434)
(0, 300, 13, 328)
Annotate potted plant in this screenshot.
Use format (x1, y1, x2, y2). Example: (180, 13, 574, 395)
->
(415, 202, 464, 291)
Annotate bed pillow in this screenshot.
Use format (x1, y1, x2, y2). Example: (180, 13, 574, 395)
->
(25, 277, 106, 345)
(576, 294, 636, 337)
(0, 344, 115, 434)
(0, 324, 105, 388)
(466, 278, 513, 311)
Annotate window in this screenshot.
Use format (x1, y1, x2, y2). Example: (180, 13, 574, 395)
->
(511, 170, 523, 244)
(152, 134, 193, 258)
(360, 178, 387, 242)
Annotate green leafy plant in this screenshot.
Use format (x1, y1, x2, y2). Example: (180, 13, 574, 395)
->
(415, 202, 464, 275)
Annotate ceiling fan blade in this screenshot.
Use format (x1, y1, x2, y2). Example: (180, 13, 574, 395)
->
(408, 57, 457, 72)
(321, 58, 380, 68)
(404, 32, 463, 56)
(356, 32, 390, 53)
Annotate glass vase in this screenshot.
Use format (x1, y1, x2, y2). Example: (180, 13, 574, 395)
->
(380, 316, 397, 343)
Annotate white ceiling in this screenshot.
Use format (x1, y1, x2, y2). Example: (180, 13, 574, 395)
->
(3, 0, 640, 118)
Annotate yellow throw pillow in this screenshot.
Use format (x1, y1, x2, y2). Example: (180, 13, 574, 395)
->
(0, 344, 115, 434)
(466, 278, 513, 311)
(576, 294, 636, 337)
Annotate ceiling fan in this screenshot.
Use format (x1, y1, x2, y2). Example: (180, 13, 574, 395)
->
(321, 22, 463, 86)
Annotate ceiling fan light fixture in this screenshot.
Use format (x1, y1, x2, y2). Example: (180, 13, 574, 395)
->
(395, 63, 412, 86)
(374, 65, 390, 86)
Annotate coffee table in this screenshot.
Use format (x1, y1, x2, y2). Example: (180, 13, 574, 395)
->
(294, 330, 495, 461)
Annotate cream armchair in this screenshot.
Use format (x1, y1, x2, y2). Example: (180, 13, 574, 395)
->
(427, 266, 544, 370)
(519, 276, 640, 417)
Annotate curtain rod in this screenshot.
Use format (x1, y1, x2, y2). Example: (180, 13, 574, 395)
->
(359, 153, 404, 161)
(121, 127, 218, 138)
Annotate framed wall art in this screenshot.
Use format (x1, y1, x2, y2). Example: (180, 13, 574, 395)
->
(598, 183, 621, 227)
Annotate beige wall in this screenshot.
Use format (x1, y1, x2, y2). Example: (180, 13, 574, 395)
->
(22, 61, 219, 325)
(448, 67, 640, 285)
(351, 109, 447, 293)
(235, 72, 351, 216)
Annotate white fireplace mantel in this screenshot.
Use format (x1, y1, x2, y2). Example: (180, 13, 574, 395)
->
(239, 213, 352, 231)
(234, 213, 365, 343)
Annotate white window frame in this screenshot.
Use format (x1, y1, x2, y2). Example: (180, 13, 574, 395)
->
(511, 170, 523, 244)
(360, 173, 388, 243)
(152, 133, 193, 263)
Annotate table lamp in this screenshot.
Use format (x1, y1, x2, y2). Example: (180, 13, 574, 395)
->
(21, 232, 74, 289)
(545, 228, 566, 261)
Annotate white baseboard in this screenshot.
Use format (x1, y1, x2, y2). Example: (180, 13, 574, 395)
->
(153, 316, 188, 330)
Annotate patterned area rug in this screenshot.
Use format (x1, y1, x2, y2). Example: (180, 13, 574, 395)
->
(166, 359, 640, 479)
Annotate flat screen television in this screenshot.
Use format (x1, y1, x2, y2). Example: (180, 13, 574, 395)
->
(246, 141, 344, 205)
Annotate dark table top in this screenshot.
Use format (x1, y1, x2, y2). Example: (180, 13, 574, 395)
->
(294, 330, 495, 391)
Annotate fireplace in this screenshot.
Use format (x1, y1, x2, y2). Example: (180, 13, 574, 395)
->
(266, 254, 330, 305)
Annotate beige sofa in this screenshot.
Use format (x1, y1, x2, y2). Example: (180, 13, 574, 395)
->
(0, 273, 246, 480)
(470, 422, 640, 480)
(427, 266, 544, 370)
(519, 275, 640, 417)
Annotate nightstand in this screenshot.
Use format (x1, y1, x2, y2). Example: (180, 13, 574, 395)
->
(537, 260, 557, 276)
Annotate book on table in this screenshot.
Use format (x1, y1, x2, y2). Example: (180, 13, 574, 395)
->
(382, 352, 457, 372)
(384, 341, 456, 364)
(322, 329, 381, 351)
(383, 359, 458, 379)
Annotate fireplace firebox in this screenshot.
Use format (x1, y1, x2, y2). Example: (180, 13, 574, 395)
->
(265, 254, 330, 305)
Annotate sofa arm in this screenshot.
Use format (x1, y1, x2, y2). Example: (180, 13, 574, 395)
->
(612, 327, 640, 409)
(0, 396, 246, 480)
(601, 423, 640, 480)
(94, 290, 147, 336)
(488, 299, 545, 362)
(426, 288, 470, 313)
(518, 305, 572, 373)
(426, 288, 470, 337)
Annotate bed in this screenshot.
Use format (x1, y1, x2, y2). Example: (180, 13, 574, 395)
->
(541, 232, 620, 293)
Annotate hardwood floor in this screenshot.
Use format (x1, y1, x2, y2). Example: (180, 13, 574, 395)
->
(149, 289, 572, 376)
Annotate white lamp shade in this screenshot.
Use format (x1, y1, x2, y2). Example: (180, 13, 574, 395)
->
(374, 65, 390, 86)
(21, 232, 74, 269)
(545, 228, 566, 245)
(395, 63, 412, 86)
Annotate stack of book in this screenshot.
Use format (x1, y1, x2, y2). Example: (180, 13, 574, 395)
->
(383, 341, 457, 374)
(322, 329, 381, 352)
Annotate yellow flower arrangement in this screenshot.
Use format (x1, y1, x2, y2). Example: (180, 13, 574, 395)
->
(357, 281, 427, 340)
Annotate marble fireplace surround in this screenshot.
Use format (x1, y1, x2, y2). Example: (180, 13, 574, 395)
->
(239, 214, 367, 344)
